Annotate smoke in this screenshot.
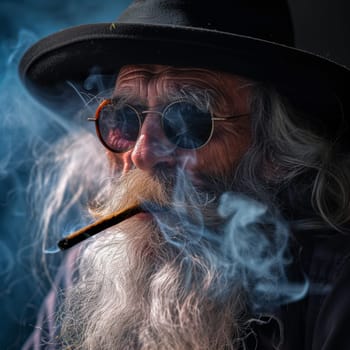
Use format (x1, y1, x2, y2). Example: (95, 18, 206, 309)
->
(0, 1, 131, 349)
(149, 166, 308, 312)
(0, 1, 315, 348)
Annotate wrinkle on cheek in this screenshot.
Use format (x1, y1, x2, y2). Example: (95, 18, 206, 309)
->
(121, 152, 134, 174)
(195, 138, 249, 180)
(107, 151, 134, 175)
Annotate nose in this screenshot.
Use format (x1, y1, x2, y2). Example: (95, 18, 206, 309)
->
(130, 113, 176, 172)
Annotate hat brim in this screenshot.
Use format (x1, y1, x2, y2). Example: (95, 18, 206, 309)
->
(19, 22, 349, 137)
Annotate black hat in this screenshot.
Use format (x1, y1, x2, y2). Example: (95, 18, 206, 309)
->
(19, 0, 350, 140)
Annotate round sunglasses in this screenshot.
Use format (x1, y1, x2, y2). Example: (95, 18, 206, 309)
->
(89, 99, 249, 153)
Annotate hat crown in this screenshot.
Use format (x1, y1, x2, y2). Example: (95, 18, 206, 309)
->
(118, 0, 294, 46)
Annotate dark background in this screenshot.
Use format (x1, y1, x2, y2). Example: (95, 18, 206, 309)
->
(290, 0, 350, 67)
(0, 1, 349, 349)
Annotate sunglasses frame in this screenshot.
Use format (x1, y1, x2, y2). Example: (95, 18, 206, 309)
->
(88, 98, 249, 153)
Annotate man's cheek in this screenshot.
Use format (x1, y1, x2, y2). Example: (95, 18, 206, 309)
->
(107, 151, 133, 174)
(195, 143, 238, 176)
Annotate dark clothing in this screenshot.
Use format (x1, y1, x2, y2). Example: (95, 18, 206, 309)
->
(247, 231, 350, 349)
(282, 231, 350, 349)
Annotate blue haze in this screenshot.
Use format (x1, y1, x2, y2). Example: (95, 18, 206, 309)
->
(0, 1, 349, 349)
(0, 1, 131, 349)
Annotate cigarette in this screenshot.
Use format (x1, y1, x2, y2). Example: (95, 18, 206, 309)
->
(57, 205, 143, 250)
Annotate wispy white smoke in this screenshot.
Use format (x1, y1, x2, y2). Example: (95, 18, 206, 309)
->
(0, 1, 132, 348)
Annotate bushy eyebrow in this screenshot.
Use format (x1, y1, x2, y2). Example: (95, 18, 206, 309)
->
(110, 93, 145, 108)
(112, 87, 219, 112)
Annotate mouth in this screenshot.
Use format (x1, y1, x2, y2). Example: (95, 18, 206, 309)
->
(134, 211, 153, 220)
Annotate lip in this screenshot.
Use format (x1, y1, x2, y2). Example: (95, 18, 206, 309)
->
(135, 211, 153, 220)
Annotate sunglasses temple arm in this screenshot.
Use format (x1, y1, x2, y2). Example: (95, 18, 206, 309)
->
(212, 113, 249, 121)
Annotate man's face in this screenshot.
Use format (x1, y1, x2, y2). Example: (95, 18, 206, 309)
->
(60, 66, 256, 349)
(106, 64, 252, 187)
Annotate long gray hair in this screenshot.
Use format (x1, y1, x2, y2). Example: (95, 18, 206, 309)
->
(236, 84, 350, 232)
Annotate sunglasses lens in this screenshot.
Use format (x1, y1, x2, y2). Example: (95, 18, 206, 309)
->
(97, 104, 140, 152)
(163, 102, 212, 149)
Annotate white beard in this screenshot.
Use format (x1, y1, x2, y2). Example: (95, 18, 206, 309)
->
(59, 221, 245, 350)
(58, 170, 246, 350)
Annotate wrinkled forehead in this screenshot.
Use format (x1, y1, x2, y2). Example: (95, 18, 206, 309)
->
(114, 64, 252, 106)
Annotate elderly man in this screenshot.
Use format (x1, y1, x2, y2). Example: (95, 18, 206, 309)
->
(20, 0, 350, 349)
